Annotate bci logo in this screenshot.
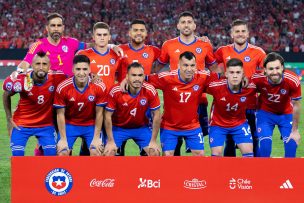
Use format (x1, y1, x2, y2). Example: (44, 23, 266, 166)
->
(138, 178, 160, 189)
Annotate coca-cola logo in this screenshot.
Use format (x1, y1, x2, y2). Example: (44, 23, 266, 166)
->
(90, 179, 115, 188)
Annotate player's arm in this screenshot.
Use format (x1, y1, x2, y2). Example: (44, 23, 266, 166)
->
(56, 108, 69, 155)
(287, 99, 301, 145)
(90, 106, 104, 156)
(152, 60, 165, 73)
(108, 44, 124, 57)
(148, 108, 161, 156)
(17, 61, 30, 72)
(104, 110, 117, 156)
(3, 91, 20, 136)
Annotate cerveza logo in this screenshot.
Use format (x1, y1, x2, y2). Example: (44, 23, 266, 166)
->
(45, 168, 73, 196)
(184, 178, 207, 189)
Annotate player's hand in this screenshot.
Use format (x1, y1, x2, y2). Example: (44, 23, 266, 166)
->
(104, 141, 117, 156)
(90, 73, 102, 83)
(90, 138, 104, 156)
(147, 141, 161, 156)
(242, 76, 249, 87)
(57, 139, 69, 156)
(10, 71, 19, 82)
(287, 129, 301, 145)
(7, 118, 20, 137)
(197, 35, 210, 43)
(119, 78, 128, 93)
(113, 45, 124, 57)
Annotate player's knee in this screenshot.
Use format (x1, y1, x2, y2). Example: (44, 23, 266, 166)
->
(211, 148, 222, 156)
(191, 150, 204, 156)
(57, 149, 70, 156)
(238, 143, 253, 155)
(163, 150, 174, 156)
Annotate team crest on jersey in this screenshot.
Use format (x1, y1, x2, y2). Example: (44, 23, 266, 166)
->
(5, 82, 13, 91)
(280, 89, 287, 95)
(196, 47, 202, 54)
(45, 168, 73, 196)
(88, 95, 95, 101)
(244, 56, 251, 62)
(193, 85, 200, 91)
(62, 45, 68, 53)
(140, 98, 147, 106)
(110, 59, 116, 65)
(49, 86, 55, 92)
(240, 97, 246, 102)
(210, 138, 213, 143)
(142, 52, 149, 59)
(13, 82, 22, 92)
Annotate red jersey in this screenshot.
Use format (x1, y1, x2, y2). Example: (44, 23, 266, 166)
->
(77, 48, 121, 90)
(251, 70, 301, 114)
(117, 43, 160, 82)
(206, 79, 256, 127)
(54, 77, 107, 126)
(106, 82, 160, 128)
(214, 42, 266, 109)
(158, 37, 216, 70)
(2, 71, 66, 127)
(148, 69, 214, 130)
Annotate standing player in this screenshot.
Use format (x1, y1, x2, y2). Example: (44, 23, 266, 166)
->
(214, 19, 266, 156)
(54, 55, 107, 156)
(104, 62, 161, 156)
(155, 11, 216, 155)
(251, 52, 301, 157)
(148, 51, 215, 156)
(206, 58, 255, 157)
(3, 51, 66, 156)
(116, 19, 161, 156)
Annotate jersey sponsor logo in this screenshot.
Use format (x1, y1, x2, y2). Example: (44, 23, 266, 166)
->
(172, 87, 178, 91)
(49, 86, 55, 92)
(123, 102, 128, 106)
(45, 168, 73, 196)
(280, 89, 287, 95)
(5, 82, 13, 91)
(142, 52, 149, 59)
(91, 60, 96, 64)
(69, 97, 75, 101)
(240, 97, 246, 102)
(175, 49, 180, 53)
(13, 82, 22, 92)
(138, 178, 160, 189)
(88, 95, 95, 102)
(220, 97, 226, 101)
(280, 179, 293, 189)
(62, 45, 68, 53)
(229, 178, 253, 190)
(110, 59, 116, 65)
(257, 127, 262, 133)
(90, 179, 115, 188)
(140, 98, 147, 106)
(226, 56, 231, 60)
(193, 85, 200, 91)
(184, 178, 207, 189)
(244, 56, 251, 62)
(209, 137, 214, 143)
(195, 47, 202, 54)
(27, 92, 33, 96)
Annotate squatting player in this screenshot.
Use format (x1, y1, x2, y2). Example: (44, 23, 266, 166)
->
(214, 19, 266, 156)
(3, 51, 66, 156)
(206, 58, 255, 157)
(104, 62, 161, 156)
(148, 51, 216, 156)
(251, 52, 301, 157)
(54, 55, 107, 156)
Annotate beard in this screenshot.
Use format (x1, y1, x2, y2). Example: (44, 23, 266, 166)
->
(50, 32, 62, 41)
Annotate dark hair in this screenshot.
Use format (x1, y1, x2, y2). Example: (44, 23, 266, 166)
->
(130, 19, 146, 28)
(73, 55, 90, 65)
(36, 51, 47, 58)
(231, 19, 248, 28)
(226, 58, 243, 68)
(178, 11, 194, 21)
(263, 52, 284, 67)
(179, 51, 196, 61)
(47, 13, 64, 24)
(127, 62, 144, 72)
(93, 22, 110, 32)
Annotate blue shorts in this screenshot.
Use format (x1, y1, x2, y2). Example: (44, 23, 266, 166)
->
(58, 124, 95, 149)
(11, 126, 57, 155)
(209, 122, 253, 148)
(160, 127, 204, 151)
(112, 126, 151, 148)
(256, 110, 292, 142)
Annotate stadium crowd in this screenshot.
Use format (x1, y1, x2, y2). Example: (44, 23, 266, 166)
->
(0, 0, 303, 52)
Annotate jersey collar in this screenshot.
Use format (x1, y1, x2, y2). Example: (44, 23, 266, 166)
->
(128, 43, 145, 52)
(73, 76, 89, 93)
(233, 42, 248, 54)
(92, 47, 110, 56)
(178, 36, 197, 46)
